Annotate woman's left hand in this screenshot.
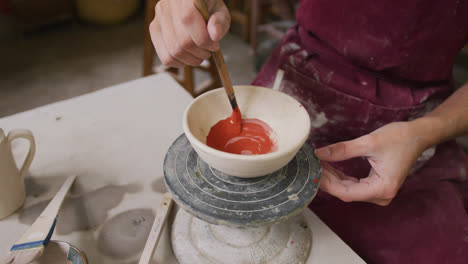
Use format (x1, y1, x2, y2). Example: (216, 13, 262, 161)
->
(315, 121, 430, 206)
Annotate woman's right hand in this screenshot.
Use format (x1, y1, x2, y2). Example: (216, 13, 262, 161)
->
(149, 0, 230, 67)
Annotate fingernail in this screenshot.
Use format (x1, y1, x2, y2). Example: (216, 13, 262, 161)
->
(315, 147, 331, 157)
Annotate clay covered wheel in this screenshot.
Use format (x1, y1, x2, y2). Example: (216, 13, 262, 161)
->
(164, 134, 321, 228)
(172, 209, 312, 264)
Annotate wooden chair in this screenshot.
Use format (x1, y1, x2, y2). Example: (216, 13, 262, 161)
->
(142, 0, 221, 97)
(228, 0, 251, 41)
(228, 0, 296, 53)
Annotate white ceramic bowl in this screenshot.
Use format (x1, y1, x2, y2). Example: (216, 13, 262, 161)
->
(183, 85, 311, 178)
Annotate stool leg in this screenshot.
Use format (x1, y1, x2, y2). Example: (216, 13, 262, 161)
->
(244, 0, 251, 41)
(183, 66, 194, 96)
(250, 0, 259, 54)
(142, 0, 158, 76)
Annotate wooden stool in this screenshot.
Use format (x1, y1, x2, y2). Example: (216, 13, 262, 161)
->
(228, 0, 294, 51)
(228, 0, 251, 41)
(142, 0, 221, 97)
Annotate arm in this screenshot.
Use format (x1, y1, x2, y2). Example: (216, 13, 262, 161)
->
(315, 83, 468, 206)
(413, 83, 468, 148)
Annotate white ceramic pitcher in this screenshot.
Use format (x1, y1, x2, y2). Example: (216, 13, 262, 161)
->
(0, 128, 35, 219)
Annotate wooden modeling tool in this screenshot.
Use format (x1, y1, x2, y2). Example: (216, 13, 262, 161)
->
(2, 175, 77, 264)
(193, 0, 240, 112)
(138, 193, 174, 264)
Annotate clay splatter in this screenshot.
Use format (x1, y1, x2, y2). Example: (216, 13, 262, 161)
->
(25, 174, 93, 199)
(288, 194, 299, 201)
(410, 146, 437, 174)
(460, 168, 467, 180)
(463, 227, 468, 243)
(310, 112, 328, 128)
(24, 176, 52, 198)
(151, 178, 168, 193)
(418, 147, 436, 162)
(98, 209, 155, 259)
(19, 183, 141, 234)
(325, 71, 335, 84)
(280, 43, 300, 55)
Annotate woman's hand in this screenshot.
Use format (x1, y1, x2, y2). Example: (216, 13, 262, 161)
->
(149, 0, 230, 67)
(315, 121, 430, 206)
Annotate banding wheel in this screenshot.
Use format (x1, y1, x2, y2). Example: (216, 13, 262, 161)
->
(164, 134, 321, 263)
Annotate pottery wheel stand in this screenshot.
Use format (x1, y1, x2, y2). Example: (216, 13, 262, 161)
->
(164, 134, 321, 264)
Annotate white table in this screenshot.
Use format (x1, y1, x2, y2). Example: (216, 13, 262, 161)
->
(0, 73, 365, 263)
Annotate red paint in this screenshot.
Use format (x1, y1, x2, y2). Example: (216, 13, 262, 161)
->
(313, 179, 320, 184)
(206, 107, 277, 155)
(291, 241, 294, 244)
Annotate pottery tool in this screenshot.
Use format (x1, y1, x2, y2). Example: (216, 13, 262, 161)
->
(272, 69, 284, 91)
(2, 175, 77, 264)
(138, 193, 174, 264)
(194, 0, 240, 112)
(164, 134, 321, 228)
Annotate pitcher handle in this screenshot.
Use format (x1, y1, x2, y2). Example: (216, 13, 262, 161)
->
(7, 129, 36, 181)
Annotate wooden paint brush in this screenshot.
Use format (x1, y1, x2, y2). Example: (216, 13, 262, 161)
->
(2, 175, 76, 264)
(193, 0, 241, 113)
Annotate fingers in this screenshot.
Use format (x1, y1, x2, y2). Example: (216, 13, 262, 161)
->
(320, 164, 397, 206)
(207, 1, 231, 41)
(320, 164, 379, 202)
(180, 0, 220, 51)
(150, 0, 230, 67)
(172, 15, 212, 61)
(149, 19, 184, 68)
(157, 1, 204, 66)
(315, 135, 373, 162)
(322, 162, 359, 183)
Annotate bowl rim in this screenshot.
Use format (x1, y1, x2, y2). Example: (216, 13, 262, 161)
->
(183, 85, 311, 161)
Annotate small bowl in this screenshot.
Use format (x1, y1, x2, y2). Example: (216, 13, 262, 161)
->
(183, 85, 310, 178)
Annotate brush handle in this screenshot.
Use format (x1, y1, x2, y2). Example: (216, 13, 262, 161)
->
(211, 51, 238, 109)
(138, 193, 174, 264)
(193, 0, 238, 110)
(11, 175, 76, 250)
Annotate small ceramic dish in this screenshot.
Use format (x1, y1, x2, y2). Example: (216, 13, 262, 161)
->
(183, 85, 310, 178)
(31, 240, 88, 264)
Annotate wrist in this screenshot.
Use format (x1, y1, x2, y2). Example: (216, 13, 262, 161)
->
(408, 116, 446, 149)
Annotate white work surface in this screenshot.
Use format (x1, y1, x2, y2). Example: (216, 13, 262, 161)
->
(0, 73, 365, 264)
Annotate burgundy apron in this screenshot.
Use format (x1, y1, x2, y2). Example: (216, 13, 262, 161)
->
(252, 1, 468, 263)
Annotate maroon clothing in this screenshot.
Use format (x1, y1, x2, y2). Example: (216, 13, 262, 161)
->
(297, 0, 468, 83)
(253, 1, 468, 263)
